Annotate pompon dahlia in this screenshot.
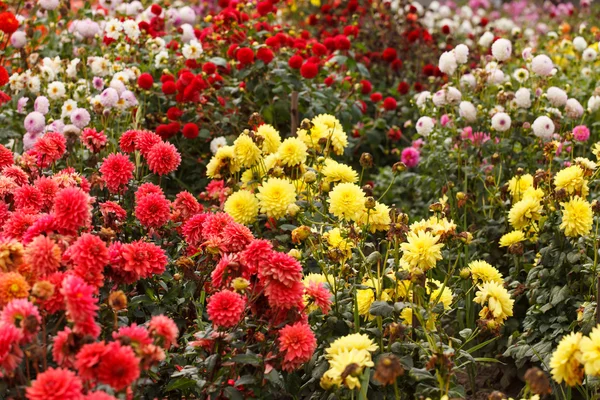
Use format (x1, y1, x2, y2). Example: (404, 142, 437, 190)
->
(33, 132, 66, 168)
(60, 275, 98, 325)
(84, 391, 118, 400)
(113, 324, 152, 350)
(259, 252, 303, 288)
(206, 290, 246, 328)
(264, 279, 305, 309)
(148, 315, 179, 349)
(106, 242, 139, 284)
(13, 185, 43, 213)
(135, 182, 164, 201)
(0, 322, 23, 376)
(146, 141, 181, 176)
(34, 176, 59, 210)
(134, 130, 162, 156)
(119, 130, 139, 153)
(52, 187, 91, 233)
(202, 212, 235, 241)
(304, 281, 332, 314)
(182, 213, 208, 246)
(97, 342, 141, 391)
(22, 214, 56, 244)
(75, 341, 108, 381)
(224, 190, 259, 225)
(0, 272, 30, 306)
(135, 193, 171, 229)
(3, 165, 28, 186)
(1, 298, 41, 343)
(2, 212, 38, 240)
(219, 223, 254, 253)
(256, 177, 297, 219)
(66, 233, 109, 278)
(278, 322, 316, 372)
(0, 143, 13, 170)
(52, 327, 74, 368)
(26, 367, 83, 400)
(99, 153, 134, 193)
(81, 128, 107, 152)
(172, 191, 201, 221)
(239, 239, 273, 275)
(99, 201, 127, 222)
(0, 176, 17, 199)
(121, 240, 167, 279)
(212, 254, 249, 289)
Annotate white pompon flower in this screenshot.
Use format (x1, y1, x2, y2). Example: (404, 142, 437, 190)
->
(546, 87, 568, 107)
(573, 36, 588, 52)
(588, 95, 600, 112)
(459, 101, 477, 123)
(491, 112, 511, 132)
(182, 40, 203, 60)
(565, 98, 584, 119)
(478, 31, 494, 47)
(531, 116, 555, 139)
(530, 54, 553, 76)
(491, 38, 512, 61)
(583, 48, 597, 62)
(415, 91, 431, 108)
(210, 137, 228, 154)
(514, 88, 531, 109)
(453, 44, 469, 64)
(460, 73, 476, 89)
(438, 51, 457, 75)
(416, 116, 435, 136)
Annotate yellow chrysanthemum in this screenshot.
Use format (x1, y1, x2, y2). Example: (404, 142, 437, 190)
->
(499, 230, 526, 247)
(427, 279, 453, 310)
(579, 325, 600, 376)
(400, 308, 437, 330)
(357, 202, 391, 233)
(321, 349, 374, 390)
(400, 231, 444, 273)
(224, 190, 259, 225)
(473, 281, 514, 324)
(592, 142, 600, 160)
(233, 134, 262, 168)
(508, 174, 534, 202)
(321, 159, 358, 183)
(327, 183, 366, 221)
(575, 157, 597, 171)
(356, 288, 374, 316)
(508, 196, 542, 230)
(324, 227, 354, 259)
(303, 273, 333, 287)
(560, 196, 593, 237)
(554, 165, 589, 197)
(255, 178, 297, 219)
(550, 332, 584, 387)
(206, 145, 240, 179)
(325, 333, 377, 358)
(0, 272, 30, 306)
(522, 186, 545, 202)
(255, 124, 281, 154)
(468, 260, 504, 284)
(312, 114, 348, 155)
(277, 137, 308, 167)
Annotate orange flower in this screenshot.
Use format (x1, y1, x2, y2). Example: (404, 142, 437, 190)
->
(0, 272, 30, 306)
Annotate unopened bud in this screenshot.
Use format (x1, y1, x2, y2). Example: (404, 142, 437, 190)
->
(288, 249, 302, 260)
(360, 153, 373, 168)
(303, 171, 317, 184)
(232, 277, 250, 291)
(365, 197, 376, 209)
(108, 290, 128, 311)
(392, 162, 407, 173)
(32, 281, 54, 300)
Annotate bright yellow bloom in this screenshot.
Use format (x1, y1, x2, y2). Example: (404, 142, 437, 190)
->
(255, 124, 281, 154)
(400, 307, 437, 330)
(321, 349, 374, 390)
(356, 288, 374, 316)
(550, 332, 584, 386)
(468, 260, 504, 284)
(255, 178, 296, 219)
(325, 333, 377, 359)
(233, 134, 262, 168)
(427, 279, 453, 310)
(206, 145, 240, 179)
(409, 216, 456, 237)
(508, 196, 542, 230)
(508, 174, 534, 202)
(522, 186, 545, 202)
(560, 197, 593, 237)
(303, 273, 333, 287)
(579, 325, 600, 376)
(592, 142, 600, 160)
(327, 183, 366, 221)
(312, 114, 348, 155)
(321, 159, 358, 183)
(357, 202, 391, 233)
(277, 137, 308, 167)
(324, 228, 354, 259)
(224, 190, 259, 225)
(473, 281, 514, 324)
(499, 230, 526, 247)
(554, 165, 589, 197)
(400, 231, 444, 273)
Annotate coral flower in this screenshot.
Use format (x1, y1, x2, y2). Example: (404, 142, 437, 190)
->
(26, 367, 83, 400)
(135, 193, 171, 229)
(13, 185, 43, 213)
(96, 342, 141, 391)
(146, 141, 181, 176)
(33, 132, 66, 168)
(60, 275, 98, 325)
(99, 153, 134, 193)
(259, 252, 303, 288)
(0, 299, 41, 343)
(52, 187, 92, 233)
(239, 239, 273, 275)
(278, 322, 316, 371)
(66, 233, 109, 276)
(75, 341, 108, 381)
(134, 130, 162, 156)
(0, 322, 23, 376)
(182, 213, 208, 246)
(206, 290, 246, 328)
(121, 240, 167, 279)
(0, 144, 13, 170)
(148, 315, 179, 349)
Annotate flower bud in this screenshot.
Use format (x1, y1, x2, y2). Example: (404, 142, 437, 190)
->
(365, 197, 376, 209)
(292, 226, 312, 243)
(392, 162, 407, 173)
(32, 281, 55, 300)
(360, 153, 373, 168)
(288, 249, 302, 260)
(108, 290, 128, 311)
(232, 277, 250, 291)
(459, 268, 471, 280)
(303, 170, 317, 184)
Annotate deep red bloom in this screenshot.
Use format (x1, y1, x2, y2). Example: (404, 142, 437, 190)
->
(26, 367, 82, 400)
(0, 143, 13, 170)
(382, 47, 397, 62)
(135, 193, 171, 229)
(383, 97, 397, 111)
(162, 81, 176, 95)
(100, 153, 134, 193)
(236, 47, 254, 64)
(257, 0, 272, 15)
(256, 47, 274, 64)
(0, 66, 8, 86)
(288, 55, 303, 69)
(97, 342, 140, 391)
(202, 62, 217, 74)
(300, 62, 318, 79)
(370, 92, 382, 102)
(334, 34, 351, 50)
(137, 73, 154, 90)
(206, 290, 245, 328)
(0, 12, 19, 34)
(360, 79, 372, 94)
(312, 42, 327, 56)
(397, 81, 410, 94)
(150, 4, 162, 15)
(182, 123, 199, 139)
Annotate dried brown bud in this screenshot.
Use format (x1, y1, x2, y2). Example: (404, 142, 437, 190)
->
(291, 226, 312, 244)
(392, 162, 407, 173)
(362, 184, 374, 197)
(488, 391, 507, 400)
(491, 153, 501, 165)
(429, 202, 443, 213)
(360, 153, 373, 168)
(176, 257, 195, 270)
(373, 355, 404, 385)
(592, 200, 600, 215)
(108, 290, 128, 311)
(365, 197, 376, 209)
(524, 367, 552, 395)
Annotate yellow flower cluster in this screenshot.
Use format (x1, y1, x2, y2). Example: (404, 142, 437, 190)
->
(321, 334, 377, 390)
(550, 325, 600, 387)
(473, 281, 514, 325)
(297, 114, 348, 156)
(400, 231, 444, 275)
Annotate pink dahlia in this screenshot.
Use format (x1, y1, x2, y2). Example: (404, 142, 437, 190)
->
(84, 391, 118, 400)
(2, 212, 38, 240)
(52, 187, 91, 233)
(182, 213, 208, 246)
(0, 143, 13, 170)
(13, 185, 43, 213)
(60, 275, 98, 325)
(3, 165, 28, 186)
(75, 341, 108, 381)
(278, 322, 316, 371)
(66, 233, 109, 277)
(219, 223, 254, 253)
(173, 191, 201, 221)
(99, 153, 134, 193)
(52, 327, 74, 368)
(81, 128, 107, 152)
(135, 193, 171, 229)
(97, 341, 140, 391)
(135, 130, 162, 157)
(113, 324, 152, 350)
(0, 298, 41, 343)
(401, 147, 420, 168)
(573, 125, 590, 142)
(22, 214, 56, 244)
(148, 315, 179, 349)
(0, 322, 23, 376)
(135, 182, 164, 201)
(119, 130, 139, 153)
(121, 240, 167, 279)
(26, 367, 83, 400)
(34, 176, 59, 211)
(259, 252, 303, 288)
(239, 239, 273, 275)
(146, 141, 181, 176)
(264, 280, 305, 309)
(206, 290, 246, 329)
(33, 132, 66, 168)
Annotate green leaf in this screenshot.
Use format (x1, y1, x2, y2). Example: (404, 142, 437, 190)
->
(409, 368, 435, 382)
(235, 375, 257, 386)
(369, 301, 394, 317)
(231, 353, 261, 366)
(358, 367, 370, 400)
(210, 57, 228, 67)
(223, 386, 244, 400)
(165, 377, 197, 391)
